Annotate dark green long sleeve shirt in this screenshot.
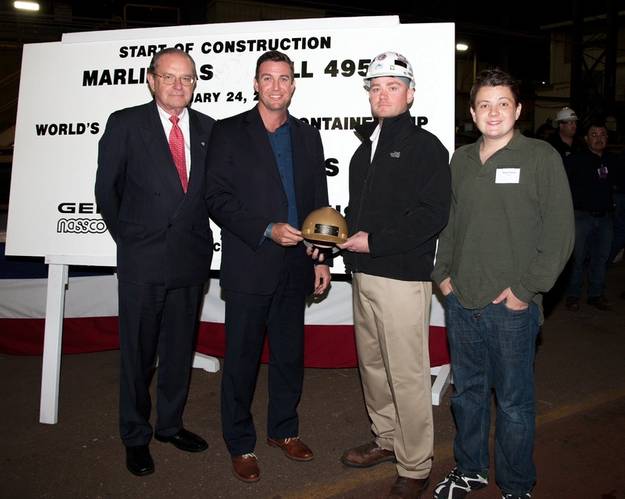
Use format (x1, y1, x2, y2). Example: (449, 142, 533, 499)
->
(431, 131, 574, 319)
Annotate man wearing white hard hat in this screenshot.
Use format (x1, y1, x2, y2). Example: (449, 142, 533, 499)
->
(338, 51, 451, 498)
(549, 106, 583, 159)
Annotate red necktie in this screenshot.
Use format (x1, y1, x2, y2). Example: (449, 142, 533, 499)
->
(169, 115, 188, 193)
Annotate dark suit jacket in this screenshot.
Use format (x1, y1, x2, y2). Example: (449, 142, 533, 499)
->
(96, 101, 214, 287)
(205, 106, 328, 296)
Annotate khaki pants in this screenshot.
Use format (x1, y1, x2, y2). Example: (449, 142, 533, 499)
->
(352, 273, 433, 479)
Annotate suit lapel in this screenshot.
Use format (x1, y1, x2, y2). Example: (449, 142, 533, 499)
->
(289, 115, 307, 223)
(244, 107, 284, 191)
(139, 101, 185, 195)
(187, 109, 210, 196)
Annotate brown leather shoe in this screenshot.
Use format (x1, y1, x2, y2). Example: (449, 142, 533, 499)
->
(587, 295, 612, 311)
(267, 436, 314, 461)
(231, 453, 260, 483)
(387, 476, 430, 499)
(341, 441, 396, 468)
(565, 296, 580, 312)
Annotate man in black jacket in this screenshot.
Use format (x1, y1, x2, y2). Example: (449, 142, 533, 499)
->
(96, 48, 214, 476)
(338, 51, 451, 499)
(564, 122, 616, 311)
(548, 106, 584, 159)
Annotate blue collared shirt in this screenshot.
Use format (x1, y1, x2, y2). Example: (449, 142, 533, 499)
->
(267, 120, 298, 228)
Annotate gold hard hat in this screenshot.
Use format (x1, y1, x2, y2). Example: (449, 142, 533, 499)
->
(301, 207, 348, 246)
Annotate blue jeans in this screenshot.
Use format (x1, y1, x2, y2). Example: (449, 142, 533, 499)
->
(609, 193, 625, 264)
(445, 293, 540, 495)
(566, 211, 613, 298)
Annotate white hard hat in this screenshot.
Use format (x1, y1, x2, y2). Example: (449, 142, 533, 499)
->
(555, 107, 578, 123)
(364, 51, 415, 90)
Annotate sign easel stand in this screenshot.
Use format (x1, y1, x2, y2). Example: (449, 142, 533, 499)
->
(39, 255, 219, 424)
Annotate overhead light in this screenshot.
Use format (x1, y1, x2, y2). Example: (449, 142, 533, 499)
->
(456, 43, 469, 52)
(14, 1, 40, 11)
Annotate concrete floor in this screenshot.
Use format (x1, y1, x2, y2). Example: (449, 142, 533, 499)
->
(1, 264, 625, 499)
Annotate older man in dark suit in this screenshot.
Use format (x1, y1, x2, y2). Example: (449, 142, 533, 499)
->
(205, 50, 330, 483)
(95, 48, 214, 477)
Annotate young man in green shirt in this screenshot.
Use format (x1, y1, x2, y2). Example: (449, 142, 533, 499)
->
(431, 69, 574, 499)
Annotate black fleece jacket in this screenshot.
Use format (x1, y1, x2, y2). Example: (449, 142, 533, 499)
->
(343, 111, 451, 281)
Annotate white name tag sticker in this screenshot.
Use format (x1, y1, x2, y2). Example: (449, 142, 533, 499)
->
(495, 168, 520, 184)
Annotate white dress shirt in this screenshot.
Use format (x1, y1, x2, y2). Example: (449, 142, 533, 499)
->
(370, 123, 381, 162)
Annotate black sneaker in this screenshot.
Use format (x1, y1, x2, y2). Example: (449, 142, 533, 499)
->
(433, 467, 488, 498)
(502, 493, 532, 499)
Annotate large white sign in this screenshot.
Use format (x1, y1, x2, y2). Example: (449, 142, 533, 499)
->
(6, 16, 454, 273)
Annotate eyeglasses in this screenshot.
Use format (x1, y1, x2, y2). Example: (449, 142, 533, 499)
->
(152, 73, 196, 86)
